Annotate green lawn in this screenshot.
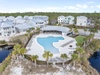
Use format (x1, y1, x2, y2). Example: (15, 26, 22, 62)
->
(75, 36, 86, 46)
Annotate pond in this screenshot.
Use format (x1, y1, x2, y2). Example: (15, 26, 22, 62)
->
(0, 46, 13, 63)
(89, 50, 100, 73)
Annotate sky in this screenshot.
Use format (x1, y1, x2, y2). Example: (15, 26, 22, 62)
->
(0, 0, 100, 13)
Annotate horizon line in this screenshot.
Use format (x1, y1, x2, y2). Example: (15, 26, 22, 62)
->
(0, 11, 99, 14)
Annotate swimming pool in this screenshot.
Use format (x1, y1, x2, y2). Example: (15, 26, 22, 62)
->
(37, 36, 64, 54)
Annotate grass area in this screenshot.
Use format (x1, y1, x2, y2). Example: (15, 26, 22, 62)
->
(75, 36, 86, 46)
(0, 54, 11, 73)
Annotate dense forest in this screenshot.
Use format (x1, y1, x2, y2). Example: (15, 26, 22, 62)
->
(0, 12, 100, 19)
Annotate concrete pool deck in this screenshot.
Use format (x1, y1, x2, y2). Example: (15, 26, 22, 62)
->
(26, 34, 77, 61)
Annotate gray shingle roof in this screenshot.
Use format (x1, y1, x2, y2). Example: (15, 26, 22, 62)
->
(41, 26, 70, 33)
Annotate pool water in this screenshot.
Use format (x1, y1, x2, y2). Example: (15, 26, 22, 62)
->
(37, 36, 64, 54)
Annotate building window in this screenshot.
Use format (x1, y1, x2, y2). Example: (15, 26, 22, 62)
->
(7, 34, 9, 36)
(12, 26, 14, 28)
(12, 30, 15, 33)
(80, 23, 82, 25)
(0, 33, 2, 35)
(3, 28, 5, 30)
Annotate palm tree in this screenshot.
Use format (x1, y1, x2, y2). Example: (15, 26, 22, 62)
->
(13, 44, 21, 51)
(60, 54, 68, 66)
(18, 48, 26, 57)
(76, 47, 85, 57)
(12, 44, 21, 57)
(42, 51, 53, 67)
(12, 44, 26, 59)
(86, 34, 94, 44)
(30, 55, 38, 68)
(89, 34, 94, 42)
(71, 53, 79, 67)
(12, 49, 18, 59)
(11, 44, 22, 60)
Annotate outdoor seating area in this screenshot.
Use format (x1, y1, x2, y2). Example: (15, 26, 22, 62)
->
(42, 31, 62, 35)
(61, 40, 74, 47)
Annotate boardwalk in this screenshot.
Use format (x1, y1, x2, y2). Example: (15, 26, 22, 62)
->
(26, 35, 36, 51)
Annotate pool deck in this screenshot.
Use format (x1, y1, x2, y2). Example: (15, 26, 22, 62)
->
(26, 34, 77, 62)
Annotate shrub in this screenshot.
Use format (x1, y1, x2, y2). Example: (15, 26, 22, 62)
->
(0, 40, 7, 44)
(75, 36, 86, 46)
(81, 57, 89, 68)
(9, 39, 23, 46)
